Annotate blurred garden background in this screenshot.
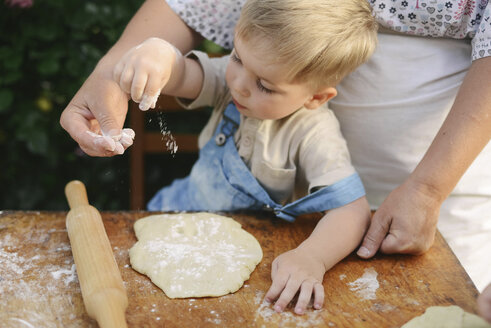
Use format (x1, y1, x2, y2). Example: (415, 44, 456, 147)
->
(0, 0, 223, 210)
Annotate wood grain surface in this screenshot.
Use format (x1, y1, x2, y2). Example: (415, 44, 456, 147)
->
(0, 211, 480, 327)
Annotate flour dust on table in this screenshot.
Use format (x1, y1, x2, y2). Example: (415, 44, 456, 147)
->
(129, 212, 263, 298)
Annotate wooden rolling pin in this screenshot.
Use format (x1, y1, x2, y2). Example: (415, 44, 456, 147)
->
(65, 180, 128, 328)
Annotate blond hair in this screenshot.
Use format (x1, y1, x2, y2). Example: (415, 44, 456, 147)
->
(235, 0, 378, 88)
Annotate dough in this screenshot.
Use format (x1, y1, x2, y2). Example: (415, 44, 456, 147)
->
(402, 306, 491, 328)
(129, 213, 263, 298)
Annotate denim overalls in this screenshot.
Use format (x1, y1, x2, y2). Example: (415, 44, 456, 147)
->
(148, 103, 365, 222)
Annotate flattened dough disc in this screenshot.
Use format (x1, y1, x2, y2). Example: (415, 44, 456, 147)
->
(129, 213, 263, 298)
(402, 305, 491, 328)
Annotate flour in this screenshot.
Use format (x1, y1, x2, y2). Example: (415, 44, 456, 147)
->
(0, 216, 88, 328)
(253, 290, 325, 327)
(156, 112, 178, 156)
(50, 264, 77, 286)
(347, 267, 379, 300)
(146, 110, 179, 155)
(86, 128, 134, 154)
(205, 310, 222, 324)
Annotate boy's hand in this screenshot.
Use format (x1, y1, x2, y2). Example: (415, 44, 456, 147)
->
(265, 248, 326, 315)
(113, 37, 180, 111)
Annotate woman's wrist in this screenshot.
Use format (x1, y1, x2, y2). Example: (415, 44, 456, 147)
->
(406, 172, 448, 206)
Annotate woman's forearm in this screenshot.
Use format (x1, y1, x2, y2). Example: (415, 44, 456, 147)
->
(98, 0, 203, 73)
(299, 197, 371, 271)
(410, 56, 491, 201)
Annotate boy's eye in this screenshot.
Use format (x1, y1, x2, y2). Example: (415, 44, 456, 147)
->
(256, 79, 273, 94)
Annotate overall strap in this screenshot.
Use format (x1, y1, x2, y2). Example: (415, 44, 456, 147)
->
(214, 103, 241, 146)
(268, 173, 366, 222)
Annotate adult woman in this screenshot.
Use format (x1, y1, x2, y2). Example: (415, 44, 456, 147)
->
(60, 0, 491, 290)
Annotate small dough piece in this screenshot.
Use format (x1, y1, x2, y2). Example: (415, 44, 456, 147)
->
(402, 305, 491, 328)
(129, 213, 263, 298)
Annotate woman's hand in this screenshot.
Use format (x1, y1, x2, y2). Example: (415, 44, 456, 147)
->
(357, 178, 442, 258)
(60, 68, 134, 157)
(265, 247, 326, 315)
(357, 56, 491, 259)
(59, 0, 203, 157)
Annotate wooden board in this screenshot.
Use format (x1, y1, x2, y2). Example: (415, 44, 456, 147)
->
(0, 211, 480, 327)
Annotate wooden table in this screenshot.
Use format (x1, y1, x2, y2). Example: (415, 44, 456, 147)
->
(0, 211, 480, 327)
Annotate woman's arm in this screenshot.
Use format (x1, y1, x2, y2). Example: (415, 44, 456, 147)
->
(358, 56, 491, 257)
(102, 0, 203, 67)
(60, 0, 203, 156)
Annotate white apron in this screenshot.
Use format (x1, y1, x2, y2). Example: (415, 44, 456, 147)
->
(330, 32, 491, 291)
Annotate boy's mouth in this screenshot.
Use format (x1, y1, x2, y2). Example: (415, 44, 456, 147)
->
(232, 97, 247, 110)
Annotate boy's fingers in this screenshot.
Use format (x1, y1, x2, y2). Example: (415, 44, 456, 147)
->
(120, 64, 135, 94)
(139, 94, 159, 111)
(265, 270, 288, 303)
(294, 280, 315, 315)
(313, 282, 324, 309)
(143, 74, 163, 100)
(273, 278, 301, 312)
(131, 69, 148, 103)
(357, 211, 392, 259)
(270, 258, 279, 279)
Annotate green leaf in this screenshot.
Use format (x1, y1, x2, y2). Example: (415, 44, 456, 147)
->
(20, 126, 50, 155)
(0, 89, 14, 113)
(1, 52, 23, 70)
(27, 136, 49, 155)
(37, 57, 60, 75)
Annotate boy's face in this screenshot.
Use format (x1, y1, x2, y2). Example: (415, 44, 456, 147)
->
(225, 36, 323, 120)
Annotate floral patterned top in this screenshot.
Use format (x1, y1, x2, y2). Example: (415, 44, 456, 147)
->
(167, 0, 491, 60)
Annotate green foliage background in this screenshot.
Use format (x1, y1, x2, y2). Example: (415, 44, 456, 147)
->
(0, 0, 150, 210)
(0, 1, 225, 211)
(0, 0, 147, 210)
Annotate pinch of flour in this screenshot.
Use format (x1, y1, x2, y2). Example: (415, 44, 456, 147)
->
(347, 267, 379, 300)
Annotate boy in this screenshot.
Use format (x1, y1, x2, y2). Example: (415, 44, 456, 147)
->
(114, 0, 377, 314)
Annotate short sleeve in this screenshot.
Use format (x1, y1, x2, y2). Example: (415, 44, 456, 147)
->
(472, 4, 491, 61)
(166, 0, 245, 49)
(174, 51, 231, 149)
(297, 108, 356, 192)
(175, 50, 230, 109)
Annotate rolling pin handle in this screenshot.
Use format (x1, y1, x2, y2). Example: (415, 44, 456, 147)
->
(88, 289, 128, 328)
(65, 180, 89, 209)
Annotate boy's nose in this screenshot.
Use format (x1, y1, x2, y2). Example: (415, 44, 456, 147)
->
(232, 76, 250, 98)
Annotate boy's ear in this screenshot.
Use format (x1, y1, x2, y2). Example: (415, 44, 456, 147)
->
(304, 87, 337, 110)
